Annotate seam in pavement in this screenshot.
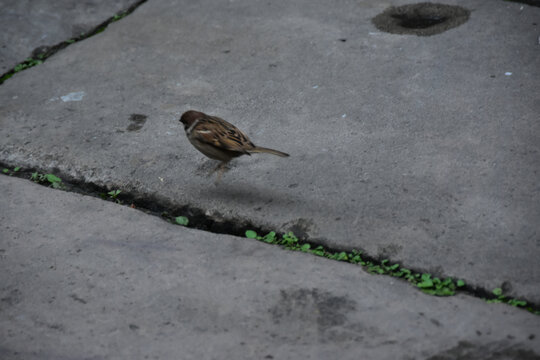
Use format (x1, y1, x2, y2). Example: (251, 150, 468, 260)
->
(1, 164, 539, 316)
(0, 0, 149, 85)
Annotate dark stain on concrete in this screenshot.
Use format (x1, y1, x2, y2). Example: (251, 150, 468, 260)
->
(126, 114, 147, 132)
(0, 288, 22, 309)
(269, 288, 368, 343)
(286, 218, 315, 239)
(427, 340, 540, 360)
(506, 0, 540, 7)
(377, 243, 403, 258)
(270, 288, 355, 326)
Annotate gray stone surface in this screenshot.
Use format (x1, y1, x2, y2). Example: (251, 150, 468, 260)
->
(0, 0, 539, 306)
(1, 175, 539, 359)
(0, 0, 138, 72)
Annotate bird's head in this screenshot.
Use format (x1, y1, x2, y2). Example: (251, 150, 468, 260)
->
(180, 110, 204, 129)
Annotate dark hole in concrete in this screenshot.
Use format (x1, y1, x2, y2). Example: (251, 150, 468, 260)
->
(390, 13, 448, 29)
(339, 38, 347, 42)
(372, 2, 470, 36)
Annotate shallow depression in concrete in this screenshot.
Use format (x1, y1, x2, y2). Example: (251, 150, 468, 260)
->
(372, 2, 470, 36)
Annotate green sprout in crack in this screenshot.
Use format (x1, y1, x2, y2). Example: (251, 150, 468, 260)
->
(108, 189, 121, 198)
(1, 3, 145, 85)
(13, 58, 43, 72)
(31, 172, 63, 189)
(245, 229, 538, 314)
(2, 166, 21, 176)
(112, 12, 128, 21)
(245, 230, 465, 297)
(486, 287, 507, 304)
(417, 275, 460, 296)
(108, 189, 122, 203)
(174, 216, 189, 226)
(1, 58, 44, 84)
(99, 189, 122, 203)
(484, 287, 529, 309)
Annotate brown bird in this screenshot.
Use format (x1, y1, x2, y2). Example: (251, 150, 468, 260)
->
(179, 110, 289, 181)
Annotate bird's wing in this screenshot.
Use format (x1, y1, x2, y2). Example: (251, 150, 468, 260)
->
(191, 115, 255, 154)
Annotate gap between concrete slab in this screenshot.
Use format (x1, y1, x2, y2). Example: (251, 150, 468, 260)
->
(0, 0, 148, 85)
(1, 163, 539, 316)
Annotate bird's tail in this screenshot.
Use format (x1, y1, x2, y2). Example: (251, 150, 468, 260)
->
(250, 146, 289, 157)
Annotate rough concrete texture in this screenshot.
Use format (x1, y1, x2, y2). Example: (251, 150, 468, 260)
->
(1, 175, 539, 359)
(0, 0, 539, 306)
(0, 0, 139, 72)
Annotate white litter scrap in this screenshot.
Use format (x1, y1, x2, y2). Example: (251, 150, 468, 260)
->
(61, 91, 85, 102)
(504, 72, 512, 76)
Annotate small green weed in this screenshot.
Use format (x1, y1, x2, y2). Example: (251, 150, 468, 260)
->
(484, 287, 529, 310)
(1, 57, 44, 84)
(31, 172, 63, 189)
(1, 166, 21, 176)
(98, 189, 123, 203)
(109, 189, 122, 203)
(0, 73, 14, 83)
(175, 216, 189, 226)
(108, 189, 121, 198)
(112, 12, 128, 21)
(13, 58, 43, 72)
(91, 9, 129, 35)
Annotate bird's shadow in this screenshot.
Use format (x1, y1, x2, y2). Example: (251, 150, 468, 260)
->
(200, 180, 295, 207)
(188, 160, 296, 207)
(194, 160, 220, 176)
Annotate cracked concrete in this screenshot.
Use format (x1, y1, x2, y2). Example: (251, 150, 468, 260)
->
(1, 175, 539, 359)
(1, 0, 540, 357)
(1, 0, 539, 303)
(0, 0, 139, 72)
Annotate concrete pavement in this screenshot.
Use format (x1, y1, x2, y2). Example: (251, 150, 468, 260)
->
(0, 0, 140, 72)
(1, 0, 539, 302)
(1, 0, 539, 358)
(1, 175, 540, 359)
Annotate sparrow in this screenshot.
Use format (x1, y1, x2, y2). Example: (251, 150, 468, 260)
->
(179, 110, 289, 181)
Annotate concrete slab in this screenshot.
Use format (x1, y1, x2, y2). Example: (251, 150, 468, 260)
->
(0, 0, 539, 304)
(1, 175, 539, 359)
(0, 0, 139, 72)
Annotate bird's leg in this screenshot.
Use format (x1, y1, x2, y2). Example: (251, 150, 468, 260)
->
(213, 161, 230, 184)
(209, 162, 221, 175)
(209, 161, 226, 175)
